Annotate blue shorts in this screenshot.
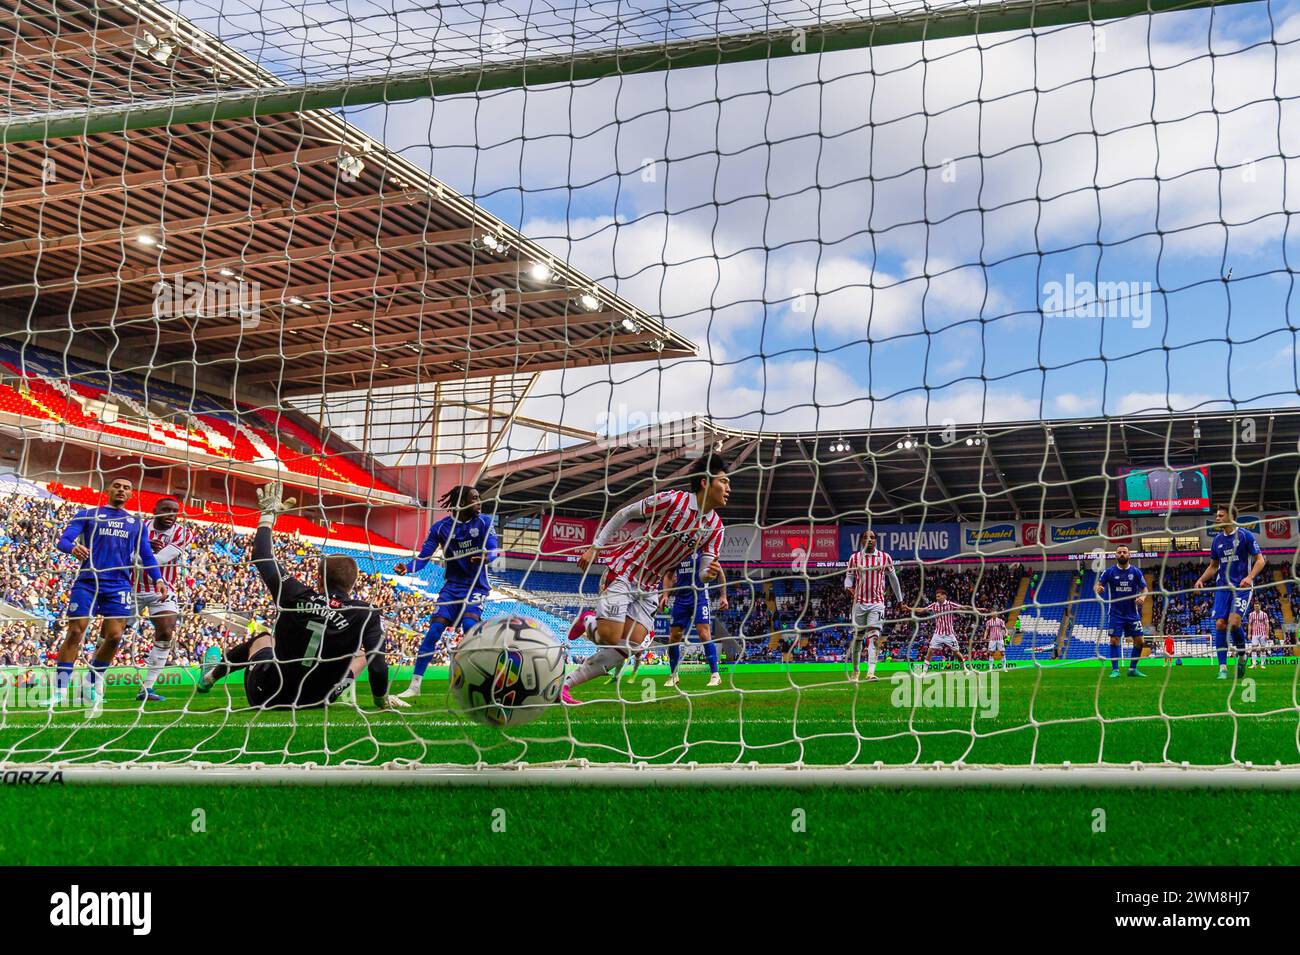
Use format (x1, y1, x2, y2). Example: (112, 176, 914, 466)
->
(431, 589, 486, 627)
(1212, 588, 1251, 622)
(670, 599, 710, 632)
(67, 581, 134, 620)
(1109, 618, 1144, 639)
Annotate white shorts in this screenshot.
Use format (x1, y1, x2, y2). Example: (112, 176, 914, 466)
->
(929, 634, 959, 651)
(852, 602, 886, 631)
(1250, 634, 1266, 648)
(988, 639, 1005, 653)
(595, 575, 659, 634)
(134, 589, 180, 619)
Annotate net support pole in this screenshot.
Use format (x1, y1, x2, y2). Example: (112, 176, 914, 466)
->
(0, 0, 1260, 145)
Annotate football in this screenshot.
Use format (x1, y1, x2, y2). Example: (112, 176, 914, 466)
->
(448, 616, 567, 727)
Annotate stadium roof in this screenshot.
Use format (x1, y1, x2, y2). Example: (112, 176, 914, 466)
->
(483, 408, 1300, 524)
(0, 0, 695, 401)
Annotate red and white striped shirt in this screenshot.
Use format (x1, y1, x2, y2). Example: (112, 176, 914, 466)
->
(599, 491, 724, 591)
(984, 617, 1006, 643)
(1249, 609, 1270, 638)
(134, 518, 193, 592)
(846, 549, 896, 606)
(921, 600, 962, 638)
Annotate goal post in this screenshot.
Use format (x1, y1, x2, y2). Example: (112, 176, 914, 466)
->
(1, 0, 1299, 786)
(0, 0, 1254, 145)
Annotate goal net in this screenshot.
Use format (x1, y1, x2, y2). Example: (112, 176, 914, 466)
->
(1, 0, 1299, 784)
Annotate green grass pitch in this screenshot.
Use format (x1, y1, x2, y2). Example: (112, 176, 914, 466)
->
(3, 660, 1300, 864)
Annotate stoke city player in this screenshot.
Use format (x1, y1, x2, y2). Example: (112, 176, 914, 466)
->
(132, 496, 193, 703)
(843, 529, 902, 682)
(560, 454, 728, 704)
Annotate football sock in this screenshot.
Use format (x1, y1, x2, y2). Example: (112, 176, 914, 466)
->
(1231, 625, 1247, 652)
(1215, 629, 1228, 668)
(668, 643, 682, 674)
(412, 624, 445, 681)
(88, 659, 110, 698)
(142, 643, 170, 690)
(55, 661, 73, 699)
(704, 641, 719, 674)
(866, 641, 879, 676)
(1109, 640, 1120, 671)
(565, 646, 630, 689)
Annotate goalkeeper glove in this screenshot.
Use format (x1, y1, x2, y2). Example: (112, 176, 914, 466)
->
(327, 676, 358, 705)
(255, 481, 297, 528)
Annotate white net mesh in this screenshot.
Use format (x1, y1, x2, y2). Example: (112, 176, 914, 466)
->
(1, 0, 1299, 777)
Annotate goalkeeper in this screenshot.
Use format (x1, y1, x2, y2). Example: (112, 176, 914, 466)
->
(195, 482, 408, 710)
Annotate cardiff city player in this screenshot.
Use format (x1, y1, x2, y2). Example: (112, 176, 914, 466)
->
(131, 497, 193, 703)
(395, 485, 499, 700)
(901, 587, 975, 675)
(561, 454, 728, 704)
(662, 550, 730, 688)
(1194, 503, 1266, 680)
(196, 483, 404, 709)
(1094, 544, 1150, 678)
(53, 477, 164, 714)
(1247, 600, 1271, 669)
(843, 529, 902, 682)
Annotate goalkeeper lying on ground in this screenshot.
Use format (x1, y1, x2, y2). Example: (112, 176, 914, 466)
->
(196, 482, 408, 710)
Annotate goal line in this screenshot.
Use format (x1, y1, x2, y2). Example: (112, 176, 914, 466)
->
(12, 762, 1300, 788)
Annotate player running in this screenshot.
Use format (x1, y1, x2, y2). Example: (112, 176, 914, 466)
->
(662, 550, 730, 688)
(132, 496, 192, 703)
(1194, 503, 1266, 680)
(394, 485, 500, 700)
(984, 611, 1010, 672)
(902, 587, 975, 675)
(1248, 600, 1271, 669)
(195, 482, 404, 710)
(53, 477, 164, 715)
(843, 530, 902, 682)
(560, 454, 728, 704)
(1094, 544, 1150, 678)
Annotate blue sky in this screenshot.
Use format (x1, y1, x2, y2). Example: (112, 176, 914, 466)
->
(170, 0, 1300, 451)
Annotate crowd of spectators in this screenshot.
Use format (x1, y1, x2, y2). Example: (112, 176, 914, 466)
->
(717, 562, 1027, 663)
(1150, 560, 1294, 639)
(0, 494, 446, 671)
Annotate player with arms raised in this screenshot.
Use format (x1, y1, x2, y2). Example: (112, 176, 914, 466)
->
(560, 455, 729, 704)
(1194, 504, 1266, 680)
(394, 485, 500, 700)
(1247, 599, 1271, 669)
(1094, 544, 1150, 678)
(132, 496, 193, 703)
(902, 587, 974, 675)
(196, 483, 403, 709)
(53, 476, 164, 714)
(843, 529, 902, 682)
(662, 550, 730, 688)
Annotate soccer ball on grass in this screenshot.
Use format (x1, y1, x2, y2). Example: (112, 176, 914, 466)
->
(448, 616, 566, 728)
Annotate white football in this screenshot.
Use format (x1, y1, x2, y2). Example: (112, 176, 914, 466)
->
(448, 615, 566, 728)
